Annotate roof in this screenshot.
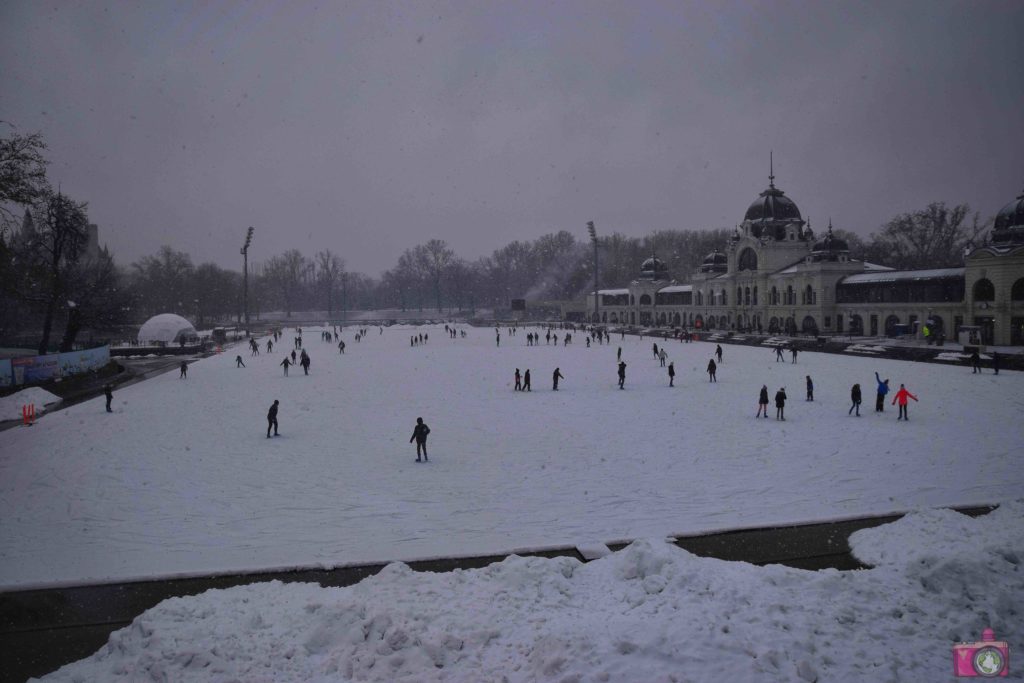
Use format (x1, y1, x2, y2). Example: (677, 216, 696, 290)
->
(657, 285, 692, 293)
(840, 267, 965, 285)
(597, 288, 630, 296)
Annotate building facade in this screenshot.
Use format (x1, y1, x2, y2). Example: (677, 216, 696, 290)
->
(585, 181, 1024, 346)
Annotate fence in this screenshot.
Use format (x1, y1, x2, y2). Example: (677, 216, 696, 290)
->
(0, 346, 110, 388)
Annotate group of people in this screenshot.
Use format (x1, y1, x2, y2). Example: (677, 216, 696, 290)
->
(513, 367, 565, 391)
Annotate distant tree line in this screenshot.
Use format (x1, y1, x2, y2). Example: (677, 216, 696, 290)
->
(0, 126, 992, 348)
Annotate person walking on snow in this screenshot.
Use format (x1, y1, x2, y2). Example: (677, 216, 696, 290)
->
(791, 347, 798, 363)
(775, 387, 787, 420)
(873, 371, 889, 412)
(659, 348, 667, 367)
(104, 384, 113, 413)
(300, 352, 311, 375)
(410, 417, 430, 462)
(668, 362, 675, 387)
(849, 383, 862, 416)
(757, 385, 769, 418)
(291, 349, 297, 364)
(552, 367, 563, 390)
(236, 355, 246, 368)
(652, 342, 659, 359)
(280, 357, 291, 376)
(617, 346, 622, 361)
(707, 358, 717, 382)
(179, 361, 188, 379)
(523, 369, 532, 392)
(266, 339, 273, 353)
(267, 399, 279, 438)
(618, 361, 627, 389)
(775, 347, 785, 362)
(338, 340, 346, 354)
(716, 344, 723, 363)
(514, 368, 522, 391)
(891, 384, 918, 421)
(806, 375, 814, 401)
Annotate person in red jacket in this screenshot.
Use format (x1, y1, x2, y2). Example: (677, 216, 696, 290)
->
(891, 384, 918, 421)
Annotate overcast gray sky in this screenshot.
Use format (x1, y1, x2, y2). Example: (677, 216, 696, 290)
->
(2, 0, 1022, 275)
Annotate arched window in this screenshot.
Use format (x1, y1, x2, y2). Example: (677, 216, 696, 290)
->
(1013, 278, 1024, 301)
(696, 291, 703, 306)
(738, 248, 758, 271)
(805, 285, 813, 305)
(802, 316, 818, 334)
(744, 287, 751, 305)
(885, 315, 900, 336)
(771, 286, 778, 305)
(786, 285, 794, 305)
(753, 286, 759, 305)
(737, 287, 742, 306)
(639, 294, 651, 305)
(850, 314, 864, 334)
(973, 278, 995, 302)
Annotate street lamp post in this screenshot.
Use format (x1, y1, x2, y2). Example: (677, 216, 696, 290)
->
(240, 227, 254, 334)
(587, 221, 598, 324)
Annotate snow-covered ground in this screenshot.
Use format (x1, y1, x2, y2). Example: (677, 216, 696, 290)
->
(1, 325, 1022, 589)
(36, 501, 1024, 682)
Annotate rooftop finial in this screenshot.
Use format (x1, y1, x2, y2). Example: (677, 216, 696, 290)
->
(827, 217, 834, 235)
(769, 150, 775, 188)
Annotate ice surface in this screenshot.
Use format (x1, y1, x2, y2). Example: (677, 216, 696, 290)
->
(37, 501, 1024, 682)
(1, 325, 1022, 589)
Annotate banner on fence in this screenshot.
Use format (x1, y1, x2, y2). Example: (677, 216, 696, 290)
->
(0, 359, 11, 388)
(0, 346, 110, 387)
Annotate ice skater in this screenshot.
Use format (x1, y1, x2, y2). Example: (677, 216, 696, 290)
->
(775, 387, 787, 420)
(775, 346, 785, 362)
(757, 385, 769, 418)
(179, 361, 188, 379)
(338, 340, 346, 354)
(970, 349, 981, 373)
(668, 362, 675, 387)
(873, 371, 889, 412)
(805, 375, 813, 401)
(791, 347, 798, 363)
(618, 361, 627, 389)
(104, 384, 113, 413)
(300, 352, 311, 375)
(849, 383, 862, 416)
(280, 357, 291, 376)
(715, 344, 723, 363)
(523, 369, 531, 392)
(659, 348, 667, 367)
(552, 367, 563, 390)
(236, 355, 246, 368)
(514, 368, 522, 391)
(707, 358, 717, 382)
(266, 339, 273, 353)
(617, 347, 622, 361)
(267, 399, 279, 438)
(410, 417, 430, 462)
(891, 384, 918, 421)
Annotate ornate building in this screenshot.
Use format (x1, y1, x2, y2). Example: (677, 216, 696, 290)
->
(585, 180, 1024, 346)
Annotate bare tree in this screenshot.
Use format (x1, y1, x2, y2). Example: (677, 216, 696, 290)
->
(131, 246, 195, 317)
(315, 249, 344, 317)
(58, 246, 134, 350)
(0, 127, 50, 237)
(264, 249, 309, 317)
(867, 202, 987, 270)
(20, 190, 90, 353)
(415, 239, 455, 312)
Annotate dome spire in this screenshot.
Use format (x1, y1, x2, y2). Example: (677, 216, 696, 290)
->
(769, 150, 775, 188)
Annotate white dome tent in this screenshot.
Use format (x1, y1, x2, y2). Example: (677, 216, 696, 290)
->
(137, 314, 197, 345)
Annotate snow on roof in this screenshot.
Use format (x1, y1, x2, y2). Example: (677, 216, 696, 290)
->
(657, 285, 692, 293)
(138, 314, 197, 344)
(597, 288, 630, 295)
(841, 267, 965, 285)
(861, 261, 894, 271)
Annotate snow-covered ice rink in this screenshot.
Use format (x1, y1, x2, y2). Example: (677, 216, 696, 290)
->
(1, 325, 1022, 589)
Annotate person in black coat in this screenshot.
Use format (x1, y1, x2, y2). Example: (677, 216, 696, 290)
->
(280, 357, 291, 376)
(410, 417, 430, 462)
(849, 383, 862, 416)
(267, 399, 279, 438)
(179, 361, 188, 378)
(971, 349, 981, 373)
(552, 367, 563, 390)
(775, 387, 787, 420)
(668, 362, 675, 387)
(523, 369, 531, 392)
(707, 358, 717, 382)
(236, 355, 246, 368)
(757, 385, 769, 418)
(715, 345, 723, 363)
(805, 375, 813, 401)
(104, 384, 113, 413)
(617, 361, 627, 389)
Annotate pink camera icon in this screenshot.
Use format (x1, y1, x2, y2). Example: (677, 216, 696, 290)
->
(953, 628, 1009, 677)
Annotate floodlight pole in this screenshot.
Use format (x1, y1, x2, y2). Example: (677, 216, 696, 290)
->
(241, 227, 254, 332)
(587, 221, 598, 324)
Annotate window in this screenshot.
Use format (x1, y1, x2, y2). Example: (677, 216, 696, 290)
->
(1011, 278, 1024, 301)
(738, 248, 758, 271)
(639, 294, 651, 305)
(973, 278, 995, 302)
(753, 286, 758, 305)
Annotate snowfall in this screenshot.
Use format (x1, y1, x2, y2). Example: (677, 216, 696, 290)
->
(1, 325, 1021, 680)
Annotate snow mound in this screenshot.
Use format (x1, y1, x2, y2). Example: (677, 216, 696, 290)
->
(38, 505, 1024, 682)
(0, 387, 61, 419)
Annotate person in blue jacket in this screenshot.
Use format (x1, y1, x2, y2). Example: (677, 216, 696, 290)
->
(874, 371, 889, 412)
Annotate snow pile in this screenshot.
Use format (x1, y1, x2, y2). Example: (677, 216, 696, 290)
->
(0, 387, 61, 419)
(843, 344, 887, 355)
(38, 502, 1024, 682)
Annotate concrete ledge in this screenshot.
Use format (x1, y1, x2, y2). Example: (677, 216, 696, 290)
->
(0, 505, 996, 682)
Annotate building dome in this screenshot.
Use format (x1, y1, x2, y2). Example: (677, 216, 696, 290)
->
(992, 189, 1024, 245)
(640, 256, 669, 280)
(699, 249, 728, 273)
(809, 223, 850, 262)
(744, 185, 803, 224)
(138, 314, 197, 345)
